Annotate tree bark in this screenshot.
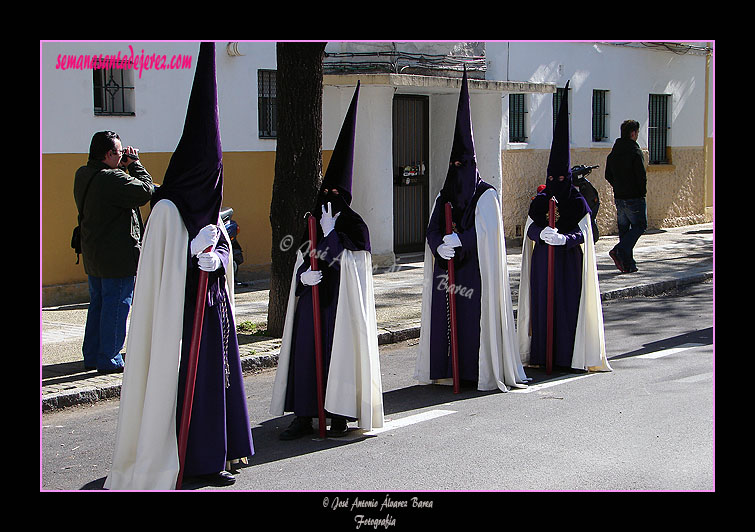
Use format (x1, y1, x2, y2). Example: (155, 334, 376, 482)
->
(267, 42, 326, 337)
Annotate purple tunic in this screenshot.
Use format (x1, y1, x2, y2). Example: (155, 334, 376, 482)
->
(284, 229, 357, 420)
(426, 188, 492, 383)
(176, 231, 254, 476)
(526, 221, 584, 367)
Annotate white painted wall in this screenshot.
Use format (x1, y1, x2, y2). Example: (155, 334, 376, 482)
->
(43, 40, 708, 156)
(42, 40, 709, 264)
(41, 41, 277, 154)
(325, 83, 395, 263)
(486, 41, 708, 150)
(428, 91, 504, 199)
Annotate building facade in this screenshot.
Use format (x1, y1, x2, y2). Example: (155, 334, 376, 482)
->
(40, 41, 714, 305)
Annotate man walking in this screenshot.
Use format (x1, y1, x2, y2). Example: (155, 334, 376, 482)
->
(605, 119, 647, 273)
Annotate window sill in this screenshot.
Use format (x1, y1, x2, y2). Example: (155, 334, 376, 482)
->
(94, 112, 136, 117)
(648, 163, 676, 173)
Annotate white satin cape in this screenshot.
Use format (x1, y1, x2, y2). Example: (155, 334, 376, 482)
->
(105, 199, 236, 490)
(270, 247, 384, 430)
(415, 188, 529, 392)
(517, 213, 611, 372)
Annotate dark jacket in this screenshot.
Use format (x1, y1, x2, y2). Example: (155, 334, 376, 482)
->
(605, 137, 647, 199)
(73, 159, 154, 278)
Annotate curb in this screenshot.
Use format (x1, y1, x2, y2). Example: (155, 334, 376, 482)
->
(41, 271, 712, 412)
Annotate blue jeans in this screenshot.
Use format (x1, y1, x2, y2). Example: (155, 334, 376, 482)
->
(82, 275, 135, 371)
(615, 198, 647, 270)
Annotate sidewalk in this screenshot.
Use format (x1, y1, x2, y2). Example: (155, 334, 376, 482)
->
(41, 222, 713, 412)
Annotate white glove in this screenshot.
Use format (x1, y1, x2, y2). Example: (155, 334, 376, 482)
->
(300, 267, 323, 286)
(191, 224, 220, 256)
(197, 251, 222, 272)
(443, 232, 462, 248)
(320, 202, 341, 237)
(540, 226, 566, 246)
(437, 243, 455, 260)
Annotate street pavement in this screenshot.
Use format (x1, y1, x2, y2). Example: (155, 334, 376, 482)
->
(41, 222, 713, 412)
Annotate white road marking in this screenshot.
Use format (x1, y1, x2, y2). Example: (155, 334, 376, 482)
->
(41, 322, 86, 344)
(672, 371, 713, 384)
(635, 343, 705, 359)
(513, 373, 596, 394)
(364, 409, 456, 435)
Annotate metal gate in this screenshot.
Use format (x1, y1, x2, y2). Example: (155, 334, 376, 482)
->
(393, 95, 429, 253)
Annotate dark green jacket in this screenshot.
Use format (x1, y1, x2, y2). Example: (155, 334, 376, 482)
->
(73, 159, 154, 278)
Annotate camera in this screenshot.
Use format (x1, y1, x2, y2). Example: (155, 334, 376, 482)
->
(121, 151, 139, 163)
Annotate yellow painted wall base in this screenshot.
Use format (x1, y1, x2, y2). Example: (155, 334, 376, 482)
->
(43, 146, 707, 306)
(42, 151, 276, 288)
(501, 146, 707, 239)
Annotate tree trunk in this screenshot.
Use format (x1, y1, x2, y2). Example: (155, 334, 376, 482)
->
(267, 42, 326, 337)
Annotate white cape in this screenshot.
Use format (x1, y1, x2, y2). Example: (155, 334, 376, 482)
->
(270, 248, 384, 430)
(415, 188, 529, 392)
(105, 199, 236, 490)
(517, 213, 611, 372)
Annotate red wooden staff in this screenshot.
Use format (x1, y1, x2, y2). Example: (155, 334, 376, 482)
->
(546, 197, 556, 375)
(176, 243, 213, 489)
(444, 202, 461, 394)
(307, 213, 327, 438)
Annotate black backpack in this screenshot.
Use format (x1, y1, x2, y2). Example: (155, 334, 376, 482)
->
(571, 165, 601, 242)
(71, 172, 97, 264)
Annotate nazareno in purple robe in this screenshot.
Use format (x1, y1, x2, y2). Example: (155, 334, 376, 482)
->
(282, 82, 369, 419)
(525, 216, 584, 368)
(425, 67, 498, 384)
(283, 193, 371, 420)
(427, 180, 494, 382)
(152, 42, 253, 475)
(526, 79, 591, 368)
(176, 230, 253, 476)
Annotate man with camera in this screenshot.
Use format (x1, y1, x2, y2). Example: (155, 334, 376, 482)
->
(73, 131, 154, 373)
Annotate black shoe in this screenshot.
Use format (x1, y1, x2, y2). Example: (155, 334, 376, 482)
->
(328, 418, 348, 437)
(197, 470, 236, 486)
(97, 365, 124, 375)
(626, 265, 638, 273)
(279, 416, 313, 440)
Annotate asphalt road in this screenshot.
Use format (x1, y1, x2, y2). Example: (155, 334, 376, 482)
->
(41, 281, 713, 498)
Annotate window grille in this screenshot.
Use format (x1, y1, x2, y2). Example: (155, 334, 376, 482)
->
(648, 94, 670, 164)
(552, 86, 568, 133)
(592, 89, 609, 142)
(93, 67, 134, 116)
(509, 93, 527, 142)
(258, 69, 277, 139)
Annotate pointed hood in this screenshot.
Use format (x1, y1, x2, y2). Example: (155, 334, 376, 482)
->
(529, 80, 590, 230)
(152, 42, 223, 241)
(320, 81, 359, 205)
(313, 81, 370, 253)
(544, 80, 572, 199)
(440, 67, 485, 231)
(449, 67, 476, 165)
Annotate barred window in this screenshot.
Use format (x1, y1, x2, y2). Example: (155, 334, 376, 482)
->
(509, 93, 527, 142)
(258, 69, 277, 138)
(93, 67, 135, 116)
(648, 94, 670, 164)
(552, 86, 569, 132)
(592, 89, 609, 142)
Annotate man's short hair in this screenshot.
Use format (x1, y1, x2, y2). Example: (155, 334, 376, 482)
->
(89, 131, 120, 161)
(620, 120, 640, 139)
